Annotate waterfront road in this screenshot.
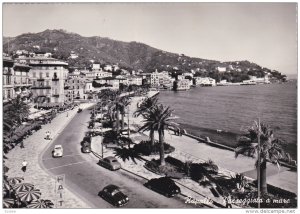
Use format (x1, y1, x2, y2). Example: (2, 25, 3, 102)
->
(41, 108, 194, 208)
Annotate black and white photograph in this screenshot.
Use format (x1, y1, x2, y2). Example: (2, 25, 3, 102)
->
(1, 1, 298, 211)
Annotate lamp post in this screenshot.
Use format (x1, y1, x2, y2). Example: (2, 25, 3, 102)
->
(127, 105, 130, 139)
(257, 118, 261, 208)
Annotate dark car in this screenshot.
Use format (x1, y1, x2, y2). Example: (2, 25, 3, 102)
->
(77, 108, 82, 113)
(144, 177, 181, 197)
(81, 143, 91, 153)
(98, 185, 129, 207)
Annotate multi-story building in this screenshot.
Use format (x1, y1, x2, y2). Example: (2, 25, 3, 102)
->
(127, 76, 143, 86)
(3, 56, 14, 102)
(175, 79, 190, 91)
(67, 74, 87, 100)
(137, 73, 151, 85)
(194, 77, 216, 86)
(13, 62, 32, 101)
(3, 55, 32, 103)
(150, 70, 170, 87)
(17, 56, 69, 107)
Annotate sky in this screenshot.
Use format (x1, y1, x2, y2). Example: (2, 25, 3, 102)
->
(2, 2, 298, 76)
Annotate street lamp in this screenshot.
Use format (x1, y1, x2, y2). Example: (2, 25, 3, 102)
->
(257, 118, 261, 209)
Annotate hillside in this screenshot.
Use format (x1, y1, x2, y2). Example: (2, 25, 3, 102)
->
(3, 29, 286, 81)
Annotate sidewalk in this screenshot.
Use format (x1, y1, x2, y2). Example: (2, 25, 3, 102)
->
(130, 92, 297, 195)
(5, 103, 94, 208)
(159, 131, 297, 194)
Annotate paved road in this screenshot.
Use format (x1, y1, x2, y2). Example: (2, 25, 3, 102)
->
(41, 108, 196, 208)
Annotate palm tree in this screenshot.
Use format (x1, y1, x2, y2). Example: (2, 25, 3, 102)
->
(134, 96, 158, 146)
(235, 121, 290, 194)
(119, 96, 131, 130)
(139, 104, 178, 166)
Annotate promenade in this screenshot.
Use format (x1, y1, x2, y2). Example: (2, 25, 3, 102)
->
(5, 103, 94, 208)
(129, 93, 297, 194)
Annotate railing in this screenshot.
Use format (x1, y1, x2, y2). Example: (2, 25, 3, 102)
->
(37, 78, 45, 81)
(31, 86, 51, 89)
(52, 94, 60, 98)
(52, 78, 59, 81)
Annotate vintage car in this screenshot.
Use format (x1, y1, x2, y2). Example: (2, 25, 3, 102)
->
(98, 185, 129, 207)
(98, 156, 121, 171)
(52, 145, 63, 158)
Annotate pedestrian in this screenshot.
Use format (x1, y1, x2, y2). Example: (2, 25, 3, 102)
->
(45, 131, 51, 140)
(20, 140, 25, 149)
(21, 160, 28, 174)
(225, 194, 233, 208)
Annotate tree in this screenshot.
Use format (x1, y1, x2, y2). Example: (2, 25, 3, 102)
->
(235, 121, 290, 194)
(134, 96, 158, 146)
(3, 95, 30, 146)
(139, 104, 178, 166)
(119, 96, 131, 130)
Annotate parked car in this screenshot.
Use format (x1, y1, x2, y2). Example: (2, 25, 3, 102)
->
(144, 177, 181, 197)
(81, 141, 91, 153)
(52, 145, 63, 157)
(98, 156, 121, 171)
(98, 185, 129, 207)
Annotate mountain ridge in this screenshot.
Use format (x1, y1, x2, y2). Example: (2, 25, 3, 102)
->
(3, 29, 286, 82)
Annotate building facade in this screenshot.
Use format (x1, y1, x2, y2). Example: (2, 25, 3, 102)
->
(3, 56, 14, 102)
(194, 77, 216, 86)
(17, 56, 69, 107)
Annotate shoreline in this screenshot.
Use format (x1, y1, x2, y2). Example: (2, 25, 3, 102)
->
(145, 91, 297, 169)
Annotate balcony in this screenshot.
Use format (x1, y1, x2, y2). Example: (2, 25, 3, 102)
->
(37, 78, 45, 81)
(52, 78, 59, 81)
(52, 94, 60, 98)
(31, 86, 51, 90)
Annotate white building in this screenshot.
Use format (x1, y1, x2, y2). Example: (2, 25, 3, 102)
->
(151, 70, 171, 87)
(128, 76, 143, 86)
(176, 79, 190, 91)
(19, 56, 69, 106)
(217, 67, 227, 72)
(249, 75, 270, 84)
(194, 77, 216, 86)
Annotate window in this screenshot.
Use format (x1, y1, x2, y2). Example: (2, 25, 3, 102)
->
(46, 81, 49, 86)
(39, 72, 43, 79)
(46, 72, 49, 77)
(77, 86, 79, 89)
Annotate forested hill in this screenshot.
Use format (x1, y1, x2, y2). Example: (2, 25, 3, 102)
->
(3, 29, 286, 82)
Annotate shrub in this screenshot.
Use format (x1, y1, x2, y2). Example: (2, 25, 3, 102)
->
(134, 141, 175, 156)
(144, 159, 186, 179)
(165, 156, 185, 169)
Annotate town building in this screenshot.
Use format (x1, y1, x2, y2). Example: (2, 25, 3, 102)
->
(150, 70, 170, 88)
(127, 76, 143, 86)
(13, 62, 32, 101)
(217, 67, 227, 72)
(249, 75, 270, 84)
(194, 77, 216, 86)
(3, 56, 15, 102)
(175, 79, 190, 91)
(3, 55, 32, 103)
(67, 74, 88, 100)
(16, 56, 69, 107)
